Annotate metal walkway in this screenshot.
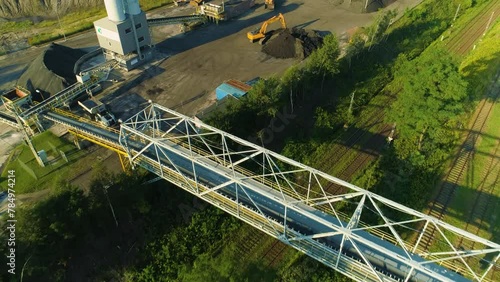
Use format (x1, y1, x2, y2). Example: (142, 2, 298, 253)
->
(0, 111, 20, 129)
(41, 104, 500, 282)
(147, 15, 207, 27)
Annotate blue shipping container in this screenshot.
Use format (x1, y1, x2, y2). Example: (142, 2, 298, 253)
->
(216, 83, 248, 100)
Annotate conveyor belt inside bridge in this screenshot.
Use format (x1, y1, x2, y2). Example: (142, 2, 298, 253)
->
(42, 111, 120, 144)
(0, 111, 16, 123)
(0, 111, 19, 128)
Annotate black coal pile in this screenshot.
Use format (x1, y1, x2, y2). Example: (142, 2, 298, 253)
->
(291, 27, 323, 59)
(261, 29, 297, 59)
(43, 43, 86, 82)
(262, 28, 323, 59)
(17, 43, 86, 96)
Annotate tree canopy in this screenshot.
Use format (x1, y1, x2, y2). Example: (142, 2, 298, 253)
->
(386, 48, 468, 159)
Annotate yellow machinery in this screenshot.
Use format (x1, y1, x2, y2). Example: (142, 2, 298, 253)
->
(264, 0, 274, 10)
(190, 0, 203, 7)
(247, 13, 286, 42)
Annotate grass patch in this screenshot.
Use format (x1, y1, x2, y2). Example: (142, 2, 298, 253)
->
(28, 22, 95, 45)
(444, 99, 500, 239)
(0, 1, 174, 46)
(28, 7, 106, 45)
(440, 20, 500, 239)
(460, 20, 500, 96)
(0, 131, 86, 194)
(0, 20, 33, 33)
(141, 0, 174, 10)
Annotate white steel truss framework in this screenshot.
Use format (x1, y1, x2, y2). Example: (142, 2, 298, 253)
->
(119, 103, 499, 282)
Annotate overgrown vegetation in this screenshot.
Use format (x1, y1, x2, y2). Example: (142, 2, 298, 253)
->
(386, 48, 468, 162)
(0, 20, 33, 33)
(0, 168, 347, 281)
(0, 167, 238, 281)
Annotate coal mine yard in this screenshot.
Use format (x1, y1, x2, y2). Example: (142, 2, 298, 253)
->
(1, 0, 499, 280)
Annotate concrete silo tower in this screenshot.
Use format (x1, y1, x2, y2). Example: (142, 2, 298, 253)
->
(103, 0, 126, 22)
(127, 0, 142, 15)
(94, 0, 152, 70)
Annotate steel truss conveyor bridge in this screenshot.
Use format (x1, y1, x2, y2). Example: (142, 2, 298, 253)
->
(41, 103, 499, 282)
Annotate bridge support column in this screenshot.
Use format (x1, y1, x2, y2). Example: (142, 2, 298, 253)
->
(118, 153, 133, 174)
(119, 132, 136, 171)
(73, 134, 82, 150)
(34, 115, 44, 134)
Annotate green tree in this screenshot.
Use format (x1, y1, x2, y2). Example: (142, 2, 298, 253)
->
(366, 10, 397, 48)
(344, 30, 366, 68)
(130, 207, 241, 281)
(307, 34, 341, 92)
(313, 107, 337, 137)
(178, 246, 276, 282)
(281, 64, 304, 106)
(246, 76, 284, 117)
(279, 255, 351, 282)
(9, 184, 91, 281)
(386, 48, 468, 158)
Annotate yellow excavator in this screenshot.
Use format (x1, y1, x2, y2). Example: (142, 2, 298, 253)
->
(189, 0, 203, 7)
(265, 0, 275, 10)
(247, 13, 286, 43)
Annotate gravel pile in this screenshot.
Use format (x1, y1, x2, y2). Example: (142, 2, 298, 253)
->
(262, 28, 323, 59)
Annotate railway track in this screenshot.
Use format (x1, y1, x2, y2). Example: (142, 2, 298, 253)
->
(419, 72, 500, 252)
(251, 107, 392, 269)
(316, 108, 385, 173)
(262, 240, 288, 267)
(322, 106, 391, 196)
(340, 123, 393, 181)
(460, 140, 500, 243)
(457, 137, 500, 281)
(446, 0, 500, 55)
(235, 228, 266, 263)
(323, 123, 392, 199)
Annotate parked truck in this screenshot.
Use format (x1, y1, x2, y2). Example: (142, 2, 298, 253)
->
(78, 99, 116, 127)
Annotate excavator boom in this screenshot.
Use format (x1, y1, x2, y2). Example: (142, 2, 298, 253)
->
(247, 13, 286, 42)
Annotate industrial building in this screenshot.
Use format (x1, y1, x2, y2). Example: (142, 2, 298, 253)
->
(94, 0, 153, 70)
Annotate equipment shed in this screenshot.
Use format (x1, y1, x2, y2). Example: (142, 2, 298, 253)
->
(216, 79, 252, 100)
